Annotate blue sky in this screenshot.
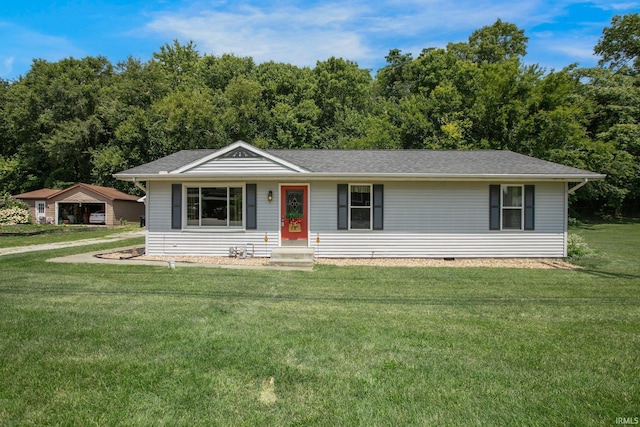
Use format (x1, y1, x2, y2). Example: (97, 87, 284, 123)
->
(1, 0, 638, 80)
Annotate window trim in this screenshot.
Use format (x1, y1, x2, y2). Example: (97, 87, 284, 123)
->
(183, 183, 245, 230)
(490, 184, 535, 232)
(501, 184, 524, 231)
(349, 183, 372, 230)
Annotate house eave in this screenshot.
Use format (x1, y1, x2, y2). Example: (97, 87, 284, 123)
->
(114, 172, 606, 183)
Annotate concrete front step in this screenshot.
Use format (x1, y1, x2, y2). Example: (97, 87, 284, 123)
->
(269, 247, 315, 269)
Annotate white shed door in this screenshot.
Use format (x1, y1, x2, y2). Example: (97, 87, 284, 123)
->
(36, 201, 46, 223)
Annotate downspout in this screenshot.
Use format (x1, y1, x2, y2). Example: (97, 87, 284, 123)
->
(132, 177, 146, 193)
(568, 178, 589, 195)
(133, 177, 148, 232)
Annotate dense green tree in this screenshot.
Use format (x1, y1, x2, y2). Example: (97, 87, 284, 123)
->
(573, 66, 640, 215)
(221, 77, 267, 143)
(448, 19, 528, 64)
(148, 86, 226, 158)
(347, 101, 401, 149)
(469, 19, 528, 63)
(151, 40, 202, 89)
(200, 54, 256, 92)
(255, 62, 320, 148)
(0, 79, 11, 156)
(374, 49, 414, 99)
(595, 13, 640, 74)
(313, 57, 372, 147)
(93, 60, 156, 190)
(1, 56, 114, 191)
(0, 20, 639, 216)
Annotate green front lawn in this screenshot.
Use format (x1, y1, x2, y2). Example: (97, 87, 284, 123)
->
(0, 223, 638, 426)
(0, 224, 141, 248)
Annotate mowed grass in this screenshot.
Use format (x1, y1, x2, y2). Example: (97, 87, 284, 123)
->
(0, 224, 639, 426)
(0, 225, 141, 248)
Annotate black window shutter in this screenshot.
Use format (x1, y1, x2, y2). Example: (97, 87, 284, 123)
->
(171, 184, 182, 230)
(373, 184, 384, 230)
(337, 184, 348, 230)
(246, 184, 257, 230)
(489, 185, 500, 230)
(524, 185, 535, 230)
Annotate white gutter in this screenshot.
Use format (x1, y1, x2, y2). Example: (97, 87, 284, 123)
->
(115, 173, 606, 183)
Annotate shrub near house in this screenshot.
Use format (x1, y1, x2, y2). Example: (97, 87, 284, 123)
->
(0, 193, 30, 225)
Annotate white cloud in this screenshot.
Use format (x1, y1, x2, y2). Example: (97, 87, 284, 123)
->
(2, 0, 626, 79)
(592, 1, 640, 10)
(546, 41, 597, 61)
(525, 29, 599, 71)
(0, 56, 14, 77)
(145, 3, 377, 67)
(141, 0, 618, 72)
(144, 0, 569, 70)
(366, 0, 556, 31)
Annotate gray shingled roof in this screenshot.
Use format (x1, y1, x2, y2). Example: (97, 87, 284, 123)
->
(268, 149, 598, 176)
(121, 149, 216, 175)
(115, 146, 603, 179)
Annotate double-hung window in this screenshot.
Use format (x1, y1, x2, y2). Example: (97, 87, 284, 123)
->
(338, 184, 383, 230)
(501, 185, 523, 230)
(489, 184, 534, 231)
(350, 185, 372, 229)
(186, 186, 243, 228)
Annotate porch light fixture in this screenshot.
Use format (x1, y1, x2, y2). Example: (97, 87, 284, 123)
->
(267, 190, 273, 202)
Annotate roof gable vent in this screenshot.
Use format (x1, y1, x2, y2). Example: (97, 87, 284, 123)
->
(220, 147, 260, 159)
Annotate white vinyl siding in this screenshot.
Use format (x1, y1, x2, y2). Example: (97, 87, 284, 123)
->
(147, 181, 172, 232)
(146, 231, 279, 258)
(309, 233, 566, 258)
(534, 182, 565, 233)
(385, 182, 489, 233)
(184, 157, 299, 174)
(146, 180, 568, 257)
(312, 181, 564, 234)
(308, 181, 566, 257)
(145, 180, 281, 255)
(311, 182, 491, 233)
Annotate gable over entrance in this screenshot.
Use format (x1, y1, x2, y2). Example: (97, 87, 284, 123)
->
(171, 141, 308, 175)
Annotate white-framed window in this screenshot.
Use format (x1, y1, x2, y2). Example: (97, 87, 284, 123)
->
(185, 185, 243, 228)
(350, 184, 372, 230)
(501, 185, 523, 230)
(338, 183, 383, 231)
(490, 184, 534, 231)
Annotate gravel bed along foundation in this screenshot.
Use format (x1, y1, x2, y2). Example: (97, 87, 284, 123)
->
(98, 248, 577, 269)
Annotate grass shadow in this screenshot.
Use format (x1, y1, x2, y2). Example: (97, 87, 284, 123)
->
(579, 267, 640, 280)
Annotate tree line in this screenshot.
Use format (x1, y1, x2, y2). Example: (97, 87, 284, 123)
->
(1, 15, 639, 217)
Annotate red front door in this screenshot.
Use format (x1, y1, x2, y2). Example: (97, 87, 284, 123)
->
(281, 185, 308, 241)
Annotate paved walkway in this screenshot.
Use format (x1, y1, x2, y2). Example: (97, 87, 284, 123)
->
(46, 246, 275, 269)
(0, 230, 145, 257)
